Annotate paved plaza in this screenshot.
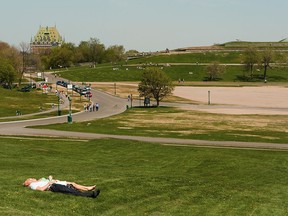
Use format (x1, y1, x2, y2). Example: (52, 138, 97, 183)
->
(174, 86, 288, 115)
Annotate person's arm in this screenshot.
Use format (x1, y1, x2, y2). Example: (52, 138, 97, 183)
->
(35, 180, 56, 191)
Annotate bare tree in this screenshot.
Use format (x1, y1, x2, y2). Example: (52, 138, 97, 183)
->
(19, 42, 30, 85)
(206, 62, 225, 81)
(261, 49, 274, 82)
(243, 46, 260, 79)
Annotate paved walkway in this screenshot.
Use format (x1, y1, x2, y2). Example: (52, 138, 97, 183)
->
(1, 72, 288, 150)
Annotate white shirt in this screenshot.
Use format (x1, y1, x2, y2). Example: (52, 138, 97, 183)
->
(29, 179, 49, 190)
(29, 178, 67, 190)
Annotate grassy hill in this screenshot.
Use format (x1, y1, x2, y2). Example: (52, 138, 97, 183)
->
(54, 43, 288, 83)
(58, 60, 288, 84)
(0, 87, 58, 117)
(221, 41, 288, 49)
(128, 52, 243, 64)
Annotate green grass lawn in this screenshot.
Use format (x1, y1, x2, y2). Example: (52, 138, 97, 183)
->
(1, 136, 288, 215)
(59, 64, 288, 83)
(0, 110, 75, 122)
(34, 107, 288, 144)
(128, 52, 244, 64)
(0, 88, 58, 117)
(53, 49, 288, 83)
(60, 65, 143, 82)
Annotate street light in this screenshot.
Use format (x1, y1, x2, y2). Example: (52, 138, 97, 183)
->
(130, 94, 133, 108)
(114, 83, 116, 95)
(67, 96, 72, 124)
(57, 92, 61, 116)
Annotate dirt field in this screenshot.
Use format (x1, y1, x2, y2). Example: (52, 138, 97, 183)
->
(173, 86, 288, 115)
(91, 82, 288, 115)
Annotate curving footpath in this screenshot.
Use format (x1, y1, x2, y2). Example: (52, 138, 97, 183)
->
(0, 73, 288, 150)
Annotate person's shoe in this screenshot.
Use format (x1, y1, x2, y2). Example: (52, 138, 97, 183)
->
(92, 189, 100, 198)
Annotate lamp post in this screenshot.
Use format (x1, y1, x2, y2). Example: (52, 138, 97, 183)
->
(68, 96, 72, 124)
(114, 83, 116, 95)
(130, 94, 133, 108)
(57, 93, 61, 116)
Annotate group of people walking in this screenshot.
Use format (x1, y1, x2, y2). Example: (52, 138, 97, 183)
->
(84, 102, 99, 112)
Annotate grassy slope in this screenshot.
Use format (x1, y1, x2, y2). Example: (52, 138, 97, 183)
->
(2, 48, 288, 215)
(59, 64, 288, 83)
(128, 52, 243, 64)
(58, 51, 288, 82)
(1, 137, 288, 215)
(0, 88, 58, 117)
(33, 107, 288, 144)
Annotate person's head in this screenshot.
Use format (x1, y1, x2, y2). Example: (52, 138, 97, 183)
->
(23, 178, 36, 187)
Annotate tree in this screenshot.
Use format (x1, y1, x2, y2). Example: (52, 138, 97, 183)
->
(206, 62, 225, 81)
(47, 43, 75, 69)
(138, 67, 174, 107)
(261, 49, 274, 82)
(243, 46, 259, 78)
(0, 58, 17, 89)
(88, 38, 105, 65)
(0, 42, 21, 73)
(105, 45, 126, 63)
(19, 42, 30, 85)
(76, 41, 90, 63)
(29, 53, 43, 71)
(126, 49, 139, 57)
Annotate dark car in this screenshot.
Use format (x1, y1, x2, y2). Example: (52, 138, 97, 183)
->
(19, 86, 30, 92)
(56, 80, 64, 85)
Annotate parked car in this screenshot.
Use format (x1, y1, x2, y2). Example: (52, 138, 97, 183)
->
(19, 85, 31, 92)
(83, 86, 91, 91)
(85, 92, 92, 98)
(56, 80, 64, 85)
(56, 80, 68, 87)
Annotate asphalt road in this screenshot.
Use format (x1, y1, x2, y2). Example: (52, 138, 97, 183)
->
(1, 72, 288, 150)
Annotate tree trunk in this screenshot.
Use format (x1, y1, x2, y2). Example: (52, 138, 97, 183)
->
(263, 64, 268, 82)
(156, 99, 160, 107)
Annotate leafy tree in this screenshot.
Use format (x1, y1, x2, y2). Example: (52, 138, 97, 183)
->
(0, 42, 21, 73)
(47, 43, 75, 69)
(105, 45, 126, 63)
(138, 67, 174, 107)
(76, 41, 90, 63)
(205, 61, 225, 81)
(88, 38, 105, 65)
(243, 46, 259, 78)
(75, 38, 105, 65)
(126, 49, 139, 57)
(261, 49, 274, 82)
(0, 58, 17, 89)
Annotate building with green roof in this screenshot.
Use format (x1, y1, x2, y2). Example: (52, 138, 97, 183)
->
(30, 25, 63, 53)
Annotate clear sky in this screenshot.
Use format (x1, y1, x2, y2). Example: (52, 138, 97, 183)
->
(1, 0, 288, 52)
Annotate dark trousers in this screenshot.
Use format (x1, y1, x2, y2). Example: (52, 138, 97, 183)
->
(49, 184, 94, 198)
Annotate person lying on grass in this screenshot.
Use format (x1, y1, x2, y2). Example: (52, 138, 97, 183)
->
(23, 175, 100, 198)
